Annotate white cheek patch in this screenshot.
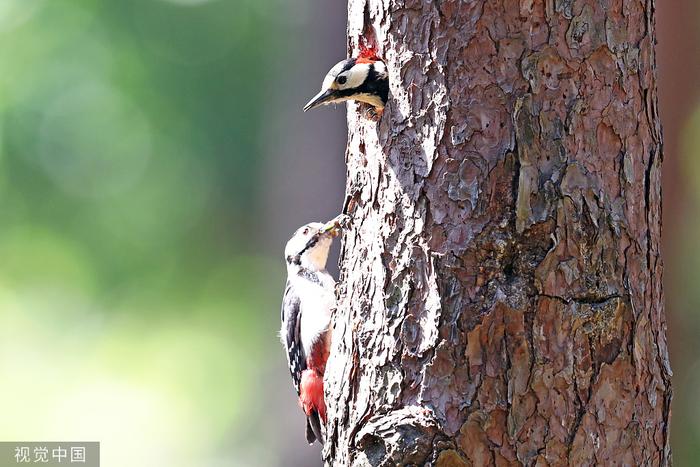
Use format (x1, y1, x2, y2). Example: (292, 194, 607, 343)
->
(339, 63, 370, 90)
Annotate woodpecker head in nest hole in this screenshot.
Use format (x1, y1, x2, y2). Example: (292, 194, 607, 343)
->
(284, 215, 347, 272)
(303, 41, 389, 117)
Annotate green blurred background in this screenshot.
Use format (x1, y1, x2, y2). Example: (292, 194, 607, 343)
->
(0, 1, 696, 466)
(0, 0, 346, 465)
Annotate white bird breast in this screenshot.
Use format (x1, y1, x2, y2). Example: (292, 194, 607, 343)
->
(294, 272, 335, 357)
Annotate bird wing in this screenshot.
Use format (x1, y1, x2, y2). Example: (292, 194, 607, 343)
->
(281, 280, 305, 394)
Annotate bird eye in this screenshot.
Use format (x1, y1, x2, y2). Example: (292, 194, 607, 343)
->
(302, 227, 310, 235)
(337, 75, 347, 85)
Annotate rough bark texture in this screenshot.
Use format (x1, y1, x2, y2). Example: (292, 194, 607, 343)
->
(324, 0, 671, 466)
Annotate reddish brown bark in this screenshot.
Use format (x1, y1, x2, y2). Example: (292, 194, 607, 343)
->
(324, 0, 671, 465)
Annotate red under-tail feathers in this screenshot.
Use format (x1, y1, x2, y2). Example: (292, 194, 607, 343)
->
(299, 369, 326, 422)
(299, 335, 330, 423)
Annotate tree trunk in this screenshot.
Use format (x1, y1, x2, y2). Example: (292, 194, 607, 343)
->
(324, 0, 671, 465)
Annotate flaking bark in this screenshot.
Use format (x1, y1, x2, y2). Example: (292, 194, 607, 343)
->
(325, 0, 671, 465)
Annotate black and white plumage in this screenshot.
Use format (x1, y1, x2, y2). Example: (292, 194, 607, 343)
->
(303, 56, 389, 114)
(281, 280, 303, 392)
(280, 218, 343, 445)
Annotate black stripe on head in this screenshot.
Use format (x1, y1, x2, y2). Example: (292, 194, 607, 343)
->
(339, 58, 357, 75)
(292, 227, 327, 262)
(335, 67, 389, 104)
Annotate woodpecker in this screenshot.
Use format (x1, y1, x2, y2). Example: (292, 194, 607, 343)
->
(280, 215, 346, 445)
(303, 42, 389, 117)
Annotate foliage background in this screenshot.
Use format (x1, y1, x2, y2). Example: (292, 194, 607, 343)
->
(0, 1, 695, 465)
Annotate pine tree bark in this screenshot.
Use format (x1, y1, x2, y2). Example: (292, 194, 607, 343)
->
(324, 0, 671, 465)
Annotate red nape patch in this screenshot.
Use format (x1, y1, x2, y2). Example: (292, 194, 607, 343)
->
(357, 34, 380, 64)
(299, 369, 327, 422)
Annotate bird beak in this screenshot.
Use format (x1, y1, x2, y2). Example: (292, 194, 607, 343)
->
(295, 215, 348, 260)
(303, 88, 338, 112)
(320, 214, 349, 238)
(324, 223, 341, 238)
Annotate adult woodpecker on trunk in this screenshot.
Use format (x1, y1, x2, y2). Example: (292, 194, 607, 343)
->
(303, 41, 389, 118)
(280, 215, 346, 445)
